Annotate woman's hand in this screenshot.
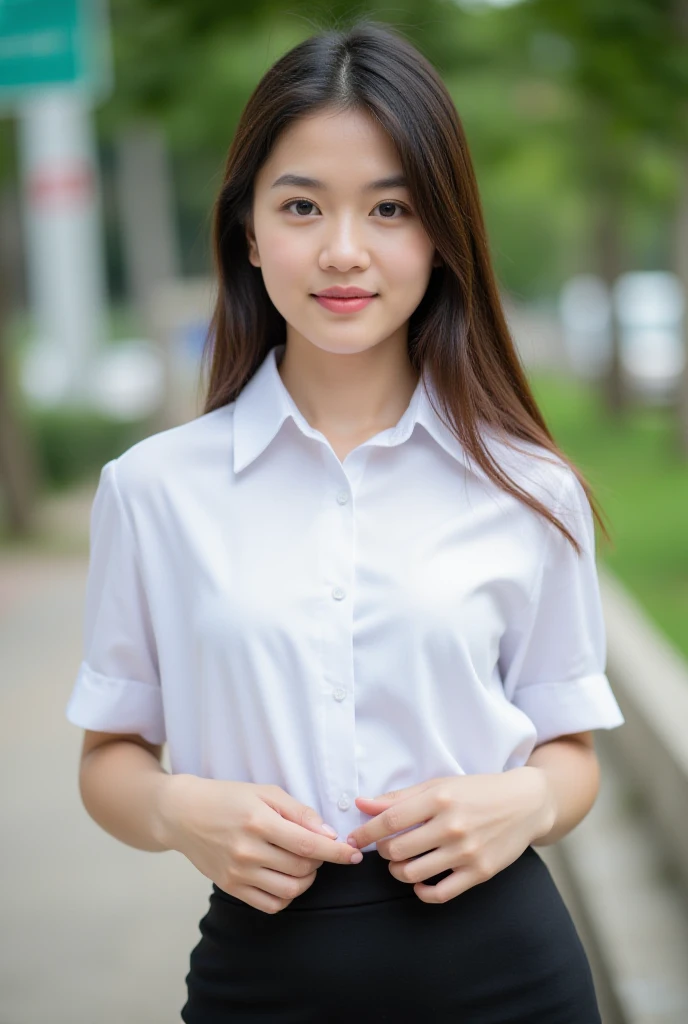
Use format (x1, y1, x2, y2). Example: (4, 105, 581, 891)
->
(345, 768, 556, 904)
(159, 775, 363, 914)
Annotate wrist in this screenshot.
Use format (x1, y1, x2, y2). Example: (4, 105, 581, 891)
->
(518, 765, 557, 843)
(153, 772, 193, 851)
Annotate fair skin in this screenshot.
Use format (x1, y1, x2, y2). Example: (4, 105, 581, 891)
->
(78, 105, 601, 915)
(245, 105, 443, 461)
(347, 732, 599, 904)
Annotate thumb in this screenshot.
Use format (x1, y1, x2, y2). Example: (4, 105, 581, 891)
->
(260, 785, 339, 838)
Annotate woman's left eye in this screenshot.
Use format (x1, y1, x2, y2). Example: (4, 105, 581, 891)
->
(281, 199, 408, 218)
(375, 201, 406, 218)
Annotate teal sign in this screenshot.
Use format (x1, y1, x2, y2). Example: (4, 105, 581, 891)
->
(0, 0, 111, 101)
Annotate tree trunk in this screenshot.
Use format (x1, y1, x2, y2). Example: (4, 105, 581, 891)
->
(0, 289, 37, 537)
(594, 181, 626, 415)
(0, 184, 38, 536)
(583, 105, 629, 417)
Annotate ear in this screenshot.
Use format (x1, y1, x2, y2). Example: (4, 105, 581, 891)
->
(245, 217, 261, 268)
(432, 250, 444, 269)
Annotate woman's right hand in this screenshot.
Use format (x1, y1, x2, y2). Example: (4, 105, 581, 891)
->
(158, 774, 363, 914)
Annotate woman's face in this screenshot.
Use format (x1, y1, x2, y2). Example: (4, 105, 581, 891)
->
(246, 106, 442, 358)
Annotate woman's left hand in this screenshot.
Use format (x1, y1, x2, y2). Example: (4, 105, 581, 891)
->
(345, 768, 556, 903)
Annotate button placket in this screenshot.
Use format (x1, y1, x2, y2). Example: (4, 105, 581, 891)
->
(316, 467, 360, 826)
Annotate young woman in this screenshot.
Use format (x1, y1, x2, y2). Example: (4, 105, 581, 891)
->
(66, 18, 626, 1022)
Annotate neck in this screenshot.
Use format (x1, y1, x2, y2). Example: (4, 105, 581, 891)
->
(277, 333, 419, 442)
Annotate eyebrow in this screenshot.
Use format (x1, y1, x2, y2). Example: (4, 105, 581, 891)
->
(270, 173, 409, 191)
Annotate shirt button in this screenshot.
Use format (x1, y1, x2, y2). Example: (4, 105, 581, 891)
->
(332, 586, 346, 601)
(336, 490, 349, 505)
(337, 794, 351, 811)
(332, 687, 346, 701)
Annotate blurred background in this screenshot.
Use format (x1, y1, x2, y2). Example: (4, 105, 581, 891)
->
(1, 1, 687, 1022)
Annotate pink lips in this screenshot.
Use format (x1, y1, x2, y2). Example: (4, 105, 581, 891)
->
(314, 295, 376, 313)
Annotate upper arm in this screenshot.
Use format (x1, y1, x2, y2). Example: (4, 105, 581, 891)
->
(80, 728, 164, 765)
(66, 460, 166, 747)
(498, 469, 624, 746)
(563, 729, 595, 748)
(535, 729, 595, 750)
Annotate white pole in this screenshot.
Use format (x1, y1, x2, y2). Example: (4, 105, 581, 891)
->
(17, 88, 108, 404)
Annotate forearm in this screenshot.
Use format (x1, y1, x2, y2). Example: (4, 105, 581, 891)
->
(79, 740, 176, 852)
(523, 735, 601, 846)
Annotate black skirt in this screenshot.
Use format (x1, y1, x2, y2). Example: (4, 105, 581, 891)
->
(181, 844, 601, 1023)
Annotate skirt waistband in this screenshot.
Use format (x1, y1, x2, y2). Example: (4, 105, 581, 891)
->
(214, 849, 464, 911)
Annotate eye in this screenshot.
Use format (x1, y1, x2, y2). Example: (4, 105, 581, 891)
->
(375, 201, 408, 219)
(280, 199, 409, 219)
(282, 199, 319, 217)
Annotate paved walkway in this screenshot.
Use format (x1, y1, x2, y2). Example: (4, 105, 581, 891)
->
(1, 492, 209, 1024)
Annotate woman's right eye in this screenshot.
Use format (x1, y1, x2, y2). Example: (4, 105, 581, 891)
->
(282, 199, 318, 216)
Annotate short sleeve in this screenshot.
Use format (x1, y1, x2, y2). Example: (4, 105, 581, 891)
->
(65, 459, 165, 745)
(498, 468, 625, 745)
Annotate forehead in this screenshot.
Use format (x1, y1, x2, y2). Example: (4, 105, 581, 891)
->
(255, 107, 403, 189)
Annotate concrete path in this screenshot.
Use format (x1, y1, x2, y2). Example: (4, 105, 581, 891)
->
(1, 509, 210, 1024)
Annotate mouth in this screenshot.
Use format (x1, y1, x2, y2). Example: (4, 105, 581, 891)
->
(312, 293, 378, 313)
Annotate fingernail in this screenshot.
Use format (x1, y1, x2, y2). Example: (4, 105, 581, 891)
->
(320, 823, 338, 837)
(346, 836, 358, 848)
(350, 851, 363, 863)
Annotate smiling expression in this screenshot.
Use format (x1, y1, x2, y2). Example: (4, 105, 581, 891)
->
(245, 106, 442, 357)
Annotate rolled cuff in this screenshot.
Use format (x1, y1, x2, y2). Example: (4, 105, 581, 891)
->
(66, 661, 166, 745)
(511, 672, 625, 746)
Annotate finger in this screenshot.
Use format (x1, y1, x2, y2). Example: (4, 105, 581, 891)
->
(376, 820, 438, 862)
(252, 864, 319, 902)
(269, 816, 362, 864)
(386, 847, 453, 885)
(260, 786, 339, 838)
(356, 779, 439, 803)
(229, 883, 289, 915)
(354, 796, 395, 809)
(352, 781, 441, 823)
(230, 872, 316, 914)
(346, 792, 434, 850)
(413, 865, 483, 904)
(261, 844, 324, 876)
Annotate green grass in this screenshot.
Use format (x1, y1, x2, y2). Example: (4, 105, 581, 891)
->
(530, 373, 688, 661)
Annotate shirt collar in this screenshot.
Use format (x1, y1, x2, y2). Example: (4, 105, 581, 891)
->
(233, 343, 484, 476)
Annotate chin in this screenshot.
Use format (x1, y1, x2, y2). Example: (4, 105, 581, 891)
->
(301, 337, 384, 357)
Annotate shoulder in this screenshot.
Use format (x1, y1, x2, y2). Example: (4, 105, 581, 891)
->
(479, 426, 581, 514)
(107, 403, 236, 504)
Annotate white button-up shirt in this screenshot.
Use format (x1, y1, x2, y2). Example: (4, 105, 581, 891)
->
(66, 342, 625, 851)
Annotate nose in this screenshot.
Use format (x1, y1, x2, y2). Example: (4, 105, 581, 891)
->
(319, 214, 371, 272)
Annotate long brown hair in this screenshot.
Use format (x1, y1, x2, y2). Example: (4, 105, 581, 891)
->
(201, 16, 610, 555)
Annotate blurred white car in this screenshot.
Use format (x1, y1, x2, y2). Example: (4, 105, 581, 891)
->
(559, 271, 685, 402)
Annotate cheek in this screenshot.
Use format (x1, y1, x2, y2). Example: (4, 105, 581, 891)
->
(379, 230, 435, 283)
(264, 231, 307, 276)
(260, 234, 310, 308)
